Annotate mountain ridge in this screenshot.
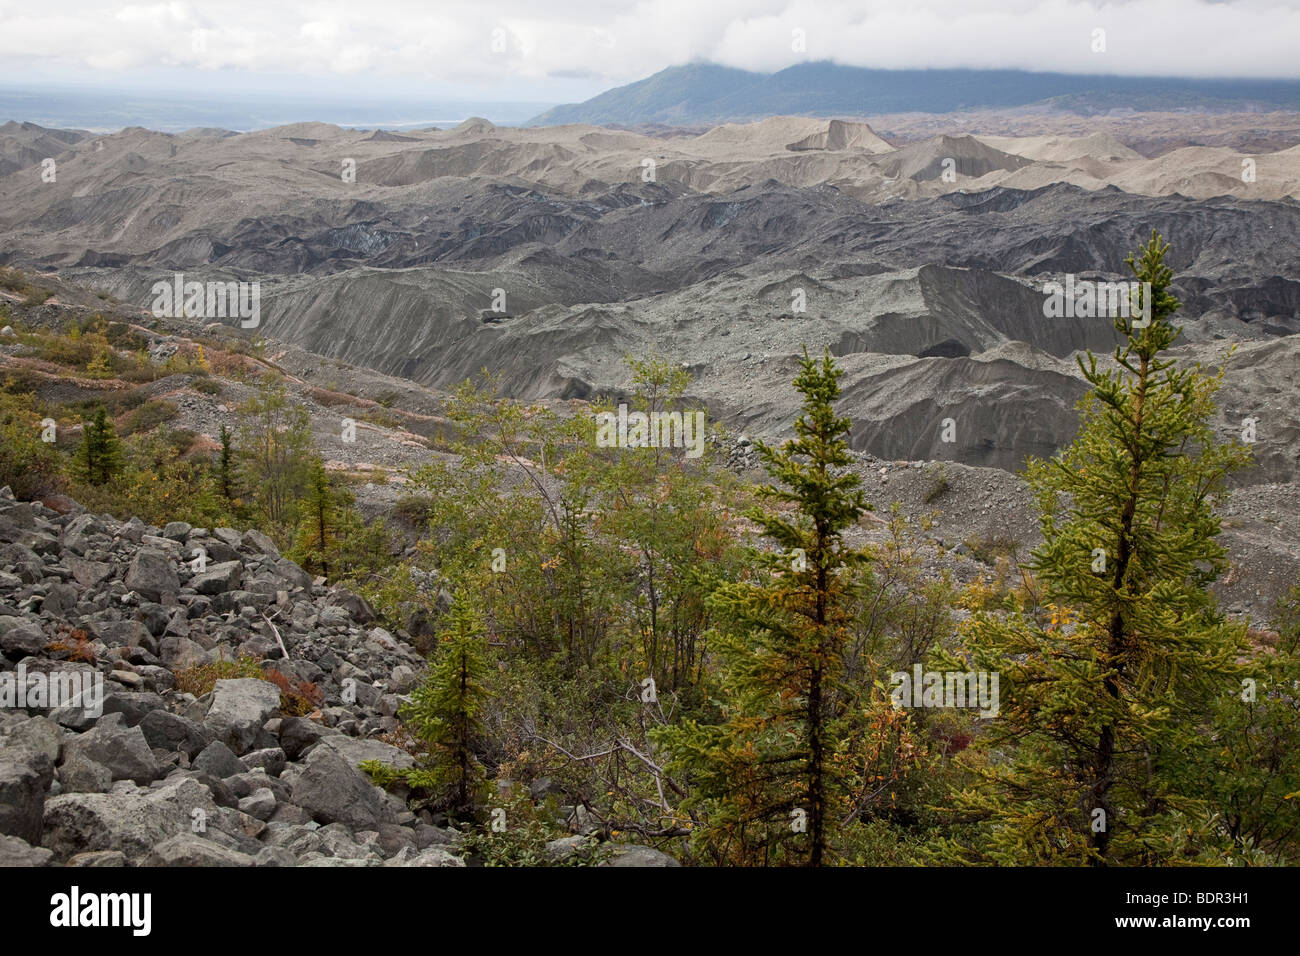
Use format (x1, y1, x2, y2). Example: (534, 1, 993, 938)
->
(529, 61, 1300, 126)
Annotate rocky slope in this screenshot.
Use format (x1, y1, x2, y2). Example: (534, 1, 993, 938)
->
(0, 486, 673, 867)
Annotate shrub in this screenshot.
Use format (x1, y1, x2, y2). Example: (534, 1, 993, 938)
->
(962, 531, 1020, 565)
(0, 266, 31, 294)
(456, 791, 609, 867)
(46, 627, 98, 664)
(358, 408, 404, 430)
(263, 668, 324, 716)
(119, 399, 177, 436)
(29, 333, 95, 368)
(305, 386, 356, 407)
(922, 463, 950, 504)
(392, 493, 435, 526)
(0, 392, 64, 499)
(104, 322, 148, 351)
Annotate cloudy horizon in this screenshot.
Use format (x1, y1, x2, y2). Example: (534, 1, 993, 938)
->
(1, 0, 1299, 107)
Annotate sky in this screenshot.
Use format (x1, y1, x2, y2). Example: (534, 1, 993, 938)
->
(1, 0, 1298, 105)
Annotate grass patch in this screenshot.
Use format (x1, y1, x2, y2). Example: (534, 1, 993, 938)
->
(174, 654, 323, 715)
(357, 408, 405, 430)
(306, 385, 358, 407)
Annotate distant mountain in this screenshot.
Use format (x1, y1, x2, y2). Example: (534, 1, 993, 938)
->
(528, 62, 1300, 126)
(0, 85, 555, 133)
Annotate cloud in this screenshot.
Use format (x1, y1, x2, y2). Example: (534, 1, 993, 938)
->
(0, 0, 1296, 99)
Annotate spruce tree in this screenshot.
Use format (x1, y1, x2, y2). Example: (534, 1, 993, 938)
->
(939, 233, 1252, 865)
(402, 589, 492, 813)
(293, 458, 339, 577)
(216, 424, 238, 502)
(73, 405, 123, 486)
(655, 349, 883, 866)
(1175, 585, 1300, 863)
(237, 380, 312, 530)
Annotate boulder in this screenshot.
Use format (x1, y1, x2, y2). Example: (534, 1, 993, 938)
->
(192, 740, 245, 780)
(204, 678, 281, 755)
(384, 846, 464, 867)
(242, 530, 279, 556)
(123, 549, 179, 600)
(58, 752, 113, 794)
(65, 556, 113, 589)
(0, 618, 47, 657)
(289, 742, 399, 830)
(61, 713, 158, 785)
(314, 734, 415, 772)
(599, 845, 681, 867)
(191, 560, 243, 595)
(277, 716, 331, 760)
(66, 850, 127, 867)
(237, 787, 277, 821)
(0, 833, 54, 866)
(0, 745, 55, 842)
(41, 776, 220, 863)
(3, 716, 62, 762)
(146, 833, 253, 867)
(139, 710, 210, 759)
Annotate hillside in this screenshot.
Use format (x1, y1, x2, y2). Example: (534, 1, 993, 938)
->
(529, 62, 1300, 126)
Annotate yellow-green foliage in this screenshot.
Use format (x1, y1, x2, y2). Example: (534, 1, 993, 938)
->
(173, 656, 266, 698)
(174, 654, 322, 715)
(0, 391, 63, 499)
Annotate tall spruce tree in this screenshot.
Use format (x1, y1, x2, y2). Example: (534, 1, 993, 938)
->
(939, 233, 1252, 865)
(216, 424, 238, 503)
(402, 589, 492, 813)
(292, 458, 341, 577)
(73, 405, 123, 486)
(655, 350, 890, 866)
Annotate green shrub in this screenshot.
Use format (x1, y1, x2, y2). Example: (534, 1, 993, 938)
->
(0, 392, 64, 499)
(456, 792, 609, 867)
(923, 463, 950, 503)
(119, 399, 176, 436)
(962, 531, 1020, 565)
